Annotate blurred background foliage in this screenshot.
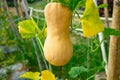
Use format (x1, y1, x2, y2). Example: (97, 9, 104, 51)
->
(0, 0, 112, 80)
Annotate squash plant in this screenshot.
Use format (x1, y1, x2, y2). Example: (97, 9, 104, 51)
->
(43, 0, 105, 66)
(18, 0, 120, 79)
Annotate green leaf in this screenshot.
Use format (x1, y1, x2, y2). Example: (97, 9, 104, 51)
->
(69, 66, 88, 78)
(51, 0, 85, 11)
(20, 33, 35, 38)
(18, 19, 37, 38)
(103, 28, 120, 37)
(98, 4, 108, 9)
(69, 0, 83, 11)
(19, 72, 41, 80)
(69, 67, 80, 78)
(79, 0, 86, 7)
(55, 0, 83, 11)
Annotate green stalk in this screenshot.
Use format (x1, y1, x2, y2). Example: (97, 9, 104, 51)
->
(31, 14, 53, 71)
(49, 63, 52, 72)
(35, 18, 53, 71)
(32, 38, 43, 71)
(35, 36, 49, 70)
(51, 0, 54, 2)
(75, 11, 81, 18)
(31, 17, 49, 69)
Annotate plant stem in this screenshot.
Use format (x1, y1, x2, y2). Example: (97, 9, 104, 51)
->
(87, 69, 100, 80)
(51, 0, 54, 2)
(35, 36, 49, 70)
(31, 17, 52, 71)
(49, 63, 52, 72)
(32, 38, 42, 71)
(75, 11, 81, 19)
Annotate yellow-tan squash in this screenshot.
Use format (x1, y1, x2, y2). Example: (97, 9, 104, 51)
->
(44, 2, 73, 66)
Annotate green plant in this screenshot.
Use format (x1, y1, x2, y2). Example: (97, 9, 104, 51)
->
(17, 0, 120, 80)
(0, 74, 7, 80)
(18, 17, 49, 71)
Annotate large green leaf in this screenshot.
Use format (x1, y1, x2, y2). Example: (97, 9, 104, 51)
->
(53, 0, 84, 11)
(69, 0, 83, 11)
(18, 18, 37, 38)
(69, 66, 88, 78)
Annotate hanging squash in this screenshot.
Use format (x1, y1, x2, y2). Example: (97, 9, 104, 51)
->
(44, 2, 73, 66)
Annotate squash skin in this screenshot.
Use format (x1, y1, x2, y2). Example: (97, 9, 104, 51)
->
(44, 2, 73, 66)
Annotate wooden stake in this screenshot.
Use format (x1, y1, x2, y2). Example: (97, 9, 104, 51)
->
(3, 0, 20, 39)
(14, 0, 20, 18)
(18, 0, 24, 19)
(103, 0, 109, 27)
(107, 0, 120, 80)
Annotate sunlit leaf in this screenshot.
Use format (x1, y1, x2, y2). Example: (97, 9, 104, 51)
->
(41, 70, 56, 80)
(18, 17, 41, 38)
(19, 72, 40, 80)
(18, 19, 36, 38)
(80, 0, 104, 38)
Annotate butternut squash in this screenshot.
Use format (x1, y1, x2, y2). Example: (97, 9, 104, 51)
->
(44, 2, 73, 66)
